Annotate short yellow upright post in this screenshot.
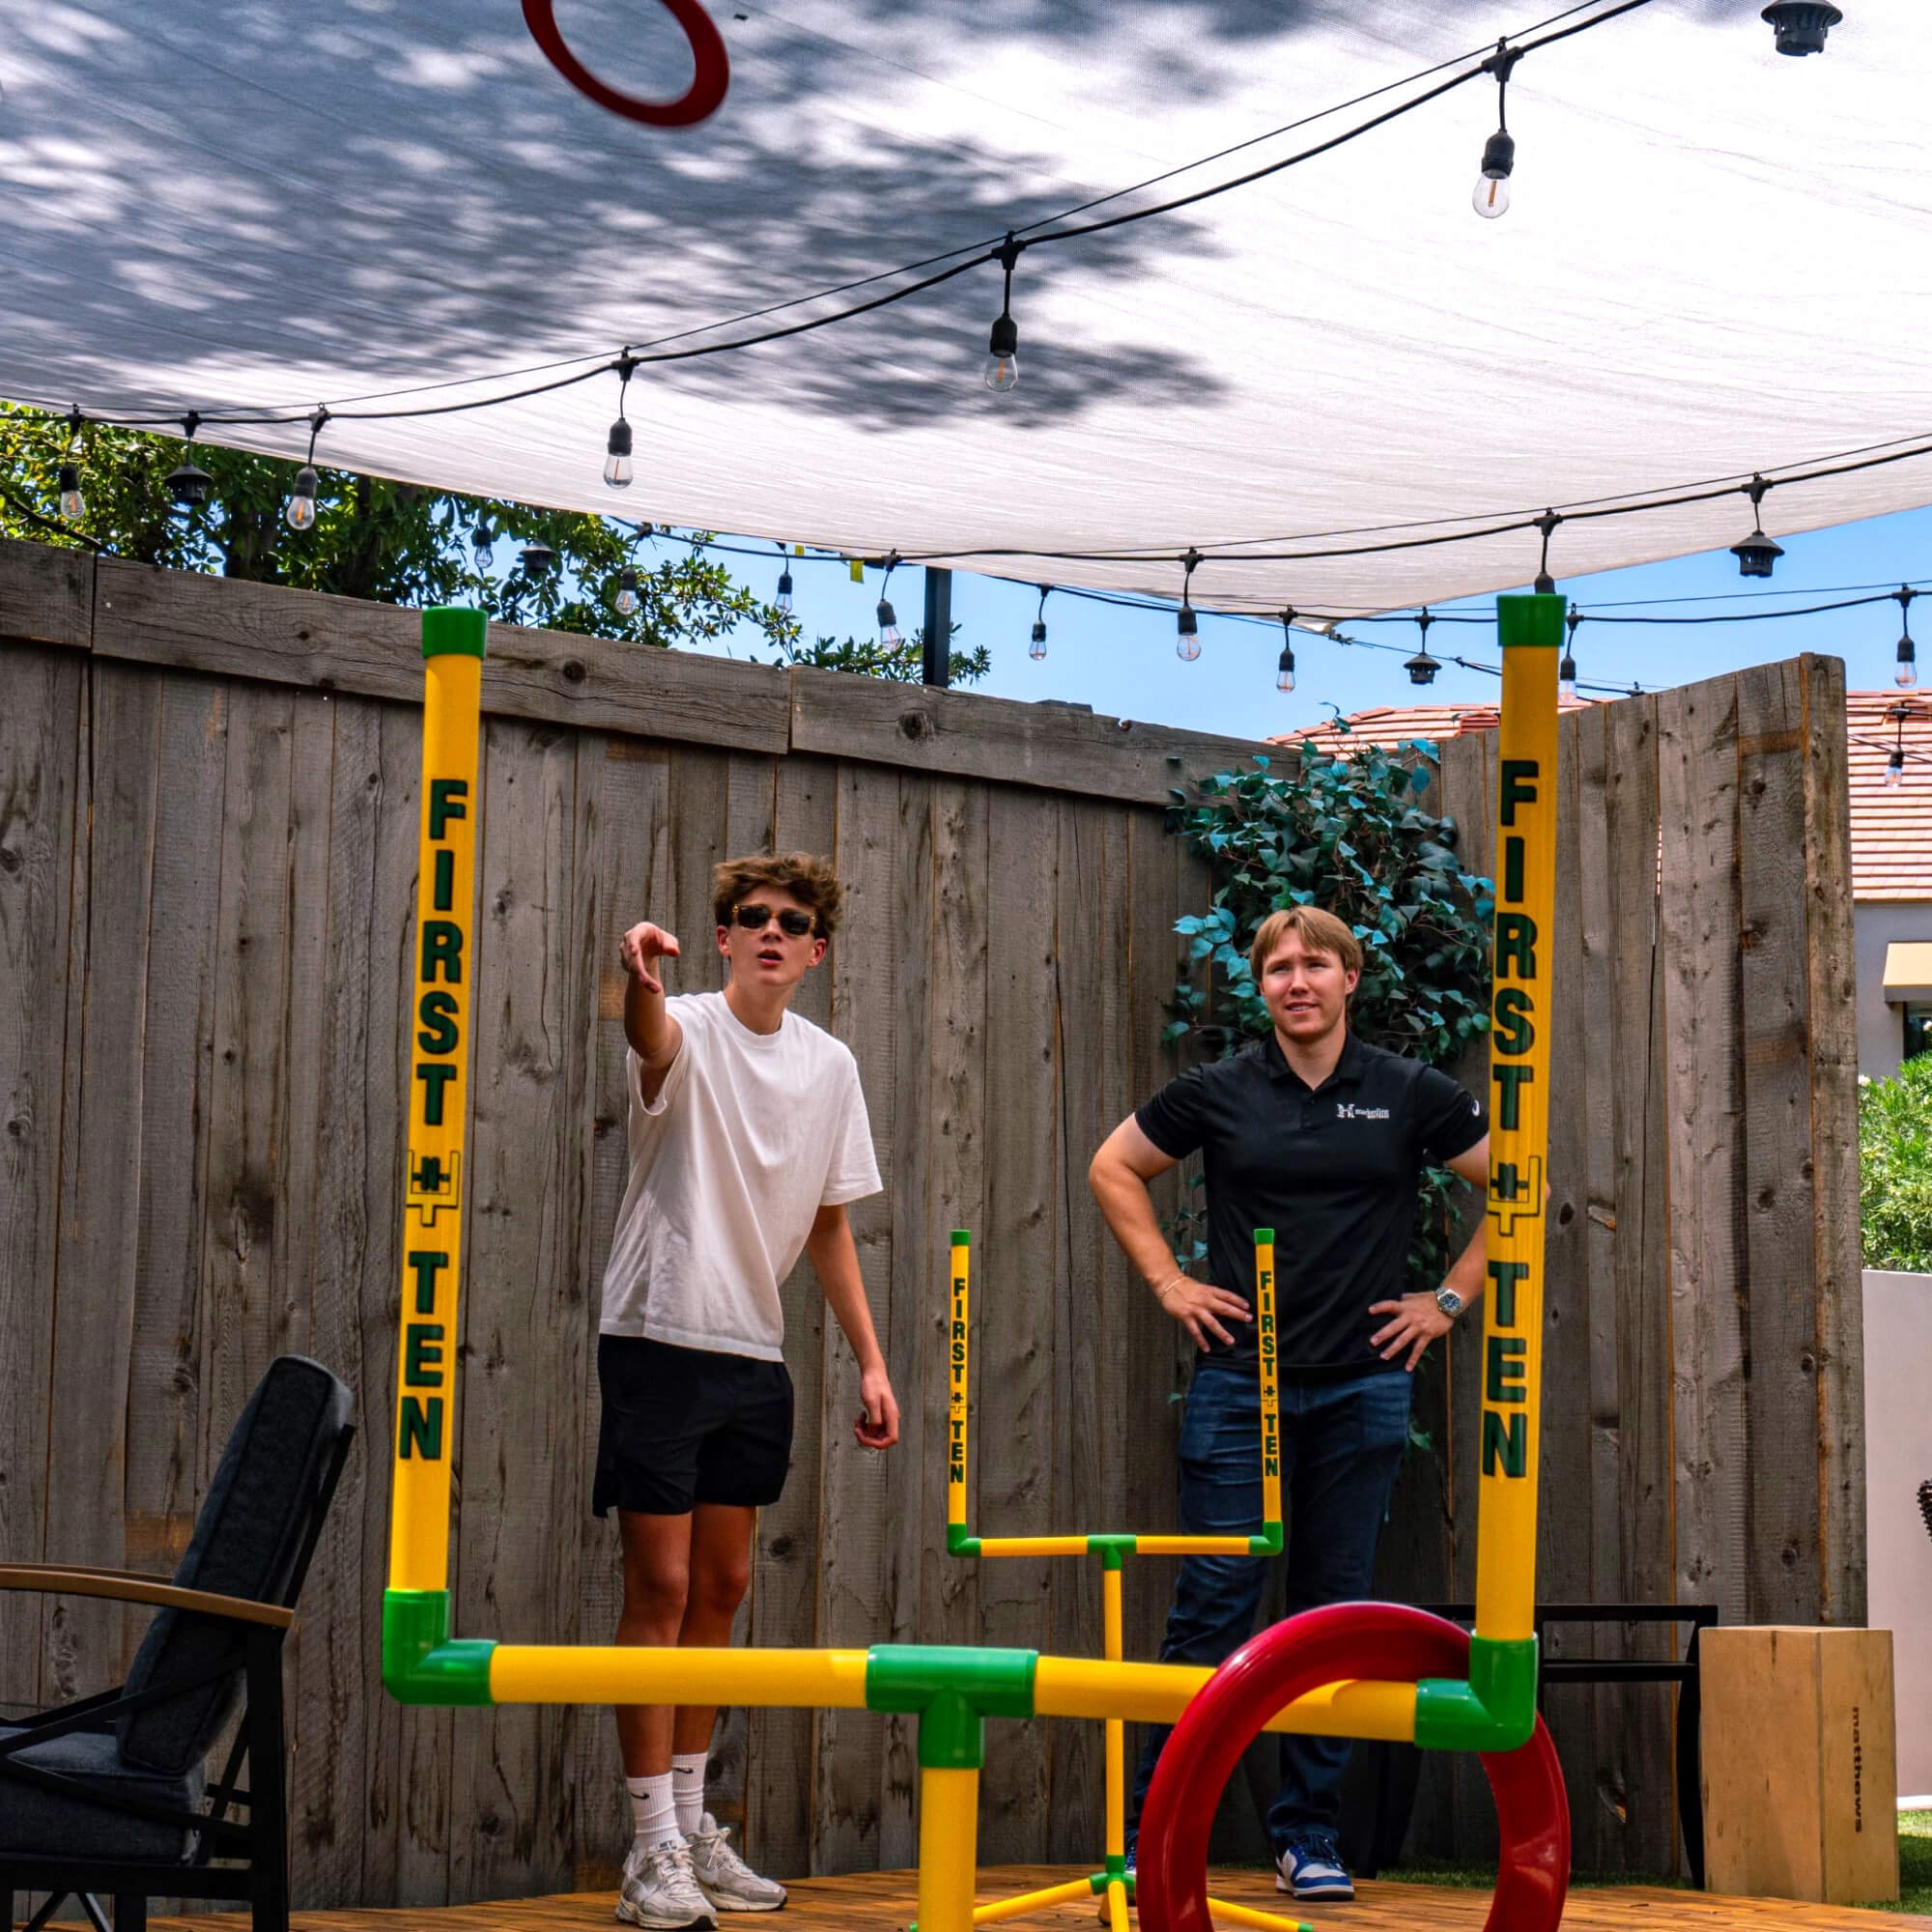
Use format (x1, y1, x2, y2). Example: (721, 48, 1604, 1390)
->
(917, 1763, 982, 1932)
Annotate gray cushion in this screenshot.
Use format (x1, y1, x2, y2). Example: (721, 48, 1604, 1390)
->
(0, 1723, 206, 1861)
(117, 1355, 354, 1775)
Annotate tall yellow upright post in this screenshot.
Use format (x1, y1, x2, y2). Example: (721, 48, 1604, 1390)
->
(387, 607, 486, 1599)
(1471, 593, 1562, 1646)
(948, 1231, 971, 1547)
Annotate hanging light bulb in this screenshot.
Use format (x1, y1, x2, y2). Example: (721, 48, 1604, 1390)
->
(1762, 2, 1841, 55)
(1405, 607, 1441, 686)
(55, 409, 85, 522)
(471, 520, 495, 567)
(776, 544, 795, 616)
(1030, 584, 1050, 660)
(1885, 747, 1905, 788)
(604, 353, 638, 488)
(1731, 474, 1782, 579)
(877, 561, 903, 649)
(1276, 610, 1297, 693)
(521, 539, 557, 578)
(283, 407, 327, 532)
(1472, 43, 1520, 219)
(285, 467, 320, 532)
(614, 566, 640, 617)
(1894, 587, 1918, 690)
(1176, 549, 1203, 661)
(604, 417, 634, 490)
(984, 234, 1023, 393)
(1884, 701, 1910, 787)
(1559, 611, 1581, 701)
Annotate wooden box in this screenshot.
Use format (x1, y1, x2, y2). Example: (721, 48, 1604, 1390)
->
(1700, 1627, 1898, 1903)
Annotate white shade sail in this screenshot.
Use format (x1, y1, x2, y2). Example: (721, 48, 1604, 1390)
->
(0, 0, 1925, 616)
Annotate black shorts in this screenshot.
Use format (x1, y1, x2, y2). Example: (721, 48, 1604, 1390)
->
(592, 1334, 794, 1517)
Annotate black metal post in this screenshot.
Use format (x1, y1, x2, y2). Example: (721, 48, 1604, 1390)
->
(922, 567, 952, 688)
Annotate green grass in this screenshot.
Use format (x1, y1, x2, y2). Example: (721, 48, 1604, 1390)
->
(1860, 1809, 1932, 1915)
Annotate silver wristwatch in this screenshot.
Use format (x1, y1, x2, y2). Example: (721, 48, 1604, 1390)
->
(1435, 1286, 1467, 1321)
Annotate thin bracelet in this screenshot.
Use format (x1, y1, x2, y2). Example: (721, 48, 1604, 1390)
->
(1154, 1274, 1190, 1302)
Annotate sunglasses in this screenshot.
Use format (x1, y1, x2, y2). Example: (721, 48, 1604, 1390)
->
(732, 902, 818, 938)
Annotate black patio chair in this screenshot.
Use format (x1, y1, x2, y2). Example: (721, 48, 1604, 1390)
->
(0, 1354, 355, 1932)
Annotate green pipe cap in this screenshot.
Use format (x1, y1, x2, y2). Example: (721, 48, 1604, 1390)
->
(422, 606, 488, 661)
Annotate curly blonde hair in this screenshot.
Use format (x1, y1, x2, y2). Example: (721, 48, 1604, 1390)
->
(711, 852, 844, 937)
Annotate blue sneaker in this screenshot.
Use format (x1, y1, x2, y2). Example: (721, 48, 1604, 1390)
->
(1276, 1834, 1354, 1901)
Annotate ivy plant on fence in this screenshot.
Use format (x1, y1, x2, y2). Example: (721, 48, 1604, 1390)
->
(1163, 734, 1493, 1424)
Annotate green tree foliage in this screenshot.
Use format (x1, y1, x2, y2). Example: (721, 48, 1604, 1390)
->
(0, 402, 980, 685)
(1860, 1055, 1932, 1273)
(1164, 733, 1492, 1346)
(755, 627, 992, 687)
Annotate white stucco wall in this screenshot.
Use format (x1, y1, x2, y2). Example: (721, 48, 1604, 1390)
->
(1864, 1268, 1932, 1798)
(1855, 899, 1932, 1080)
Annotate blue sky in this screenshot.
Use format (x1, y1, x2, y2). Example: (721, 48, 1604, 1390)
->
(677, 503, 1931, 741)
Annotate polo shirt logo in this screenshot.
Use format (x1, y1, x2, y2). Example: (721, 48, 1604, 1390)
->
(1335, 1103, 1391, 1120)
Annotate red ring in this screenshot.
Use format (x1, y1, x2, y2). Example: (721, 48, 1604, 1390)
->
(1137, 1603, 1570, 1932)
(523, 0, 730, 129)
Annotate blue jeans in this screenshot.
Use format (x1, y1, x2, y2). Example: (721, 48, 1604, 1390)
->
(1127, 1360, 1413, 1856)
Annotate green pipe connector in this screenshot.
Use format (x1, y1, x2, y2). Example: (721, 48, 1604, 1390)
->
(421, 606, 488, 660)
(945, 1523, 982, 1558)
(1413, 1634, 1539, 1752)
(866, 1643, 1038, 1770)
(1247, 1520, 1285, 1556)
(1087, 1534, 1136, 1567)
(383, 1588, 497, 1705)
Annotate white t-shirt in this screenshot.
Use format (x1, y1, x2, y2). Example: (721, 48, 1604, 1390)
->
(599, 990, 883, 1361)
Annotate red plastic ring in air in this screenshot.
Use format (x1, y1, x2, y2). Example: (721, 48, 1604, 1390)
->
(1137, 1603, 1570, 1932)
(523, 0, 730, 128)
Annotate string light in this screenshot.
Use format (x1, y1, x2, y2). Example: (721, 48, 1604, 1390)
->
(1533, 510, 1561, 595)
(1884, 702, 1909, 787)
(51, 407, 87, 524)
(877, 558, 903, 649)
(285, 407, 327, 532)
(164, 412, 213, 511)
(1472, 43, 1520, 218)
(1277, 609, 1297, 692)
(1731, 474, 1783, 579)
(1894, 586, 1918, 690)
(1560, 609, 1580, 700)
(471, 520, 495, 566)
(521, 539, 557, 577)
(1031, 584, 1050, 660)
(614, 565, 640, 616)
(1406, 608, 1442, 684)
(985, 234, 1023, 394)
(1177, 550, 1202, 661)
(1762, 2, 1841, 55)
(776, 543, 794, 616)
(604, 354, 638, 490)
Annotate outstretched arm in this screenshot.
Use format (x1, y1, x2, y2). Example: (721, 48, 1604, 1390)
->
(619, 920, 684, 1107)
(805, 1203, 900, 1449)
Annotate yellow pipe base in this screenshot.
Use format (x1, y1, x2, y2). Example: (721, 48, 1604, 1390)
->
(917, 1767, 981, 1932)
(1206, 1897, 1313, 1932)
(969, 1879, 1101, 1925)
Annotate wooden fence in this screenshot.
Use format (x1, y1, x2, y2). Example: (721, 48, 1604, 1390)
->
(0, 538, 1861, 1902)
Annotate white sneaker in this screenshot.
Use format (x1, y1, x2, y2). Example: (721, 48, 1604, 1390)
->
(618, 1838, 719, 1929)
(689, 1812, 788, 1912)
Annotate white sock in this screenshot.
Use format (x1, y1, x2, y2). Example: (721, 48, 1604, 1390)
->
(671, 1752, 708, 1836)
(627, 1773, 681, 1852)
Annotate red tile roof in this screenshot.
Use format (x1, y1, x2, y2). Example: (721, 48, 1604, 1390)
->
(1273, 693, 1932, 903)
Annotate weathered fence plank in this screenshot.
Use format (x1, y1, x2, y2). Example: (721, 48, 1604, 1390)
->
(0, 535, 92, 650)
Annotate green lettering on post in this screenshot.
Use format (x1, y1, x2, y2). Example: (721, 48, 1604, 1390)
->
(1495, 913, 1538, 980)
(399, 1394, 444, 1461)
(421, 920, 465, 985)
(1486, 1260, 1528, 1325)
(1481, 1407, 1526, 1478)
(407, 1250, 448, 1314)
(1492, 986, 1536, 1056)
(428, 779, 469, 841)
(1499, 760, 1540, 825)
(1492, 1063, 1535, 1129)
(416, 1062, 458, 1125)
(417, 989, 460, 1055)
(405, 1322, 445, 1387)
(1486, 1334, 1527, 1403)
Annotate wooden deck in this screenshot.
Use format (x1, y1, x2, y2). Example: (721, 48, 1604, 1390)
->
(140, 1866, 1931, 1932)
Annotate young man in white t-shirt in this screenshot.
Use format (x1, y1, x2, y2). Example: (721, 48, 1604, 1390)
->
(601, 852, 898, 1929)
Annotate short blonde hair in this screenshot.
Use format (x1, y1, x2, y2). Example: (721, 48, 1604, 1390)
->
(1248, 904, 1361, 983)
(711, 852, 844, 937)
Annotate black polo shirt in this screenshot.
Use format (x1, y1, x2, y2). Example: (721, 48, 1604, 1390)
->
(1136, 1032, 1486, 1378)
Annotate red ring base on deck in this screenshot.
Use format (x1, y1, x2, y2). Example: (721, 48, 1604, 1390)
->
(1136, 1602, 1570, 1932)
(523, 0, 730, 128)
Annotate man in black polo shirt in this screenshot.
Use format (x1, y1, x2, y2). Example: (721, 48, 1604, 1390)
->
(1089, 903, 1490, 1902)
